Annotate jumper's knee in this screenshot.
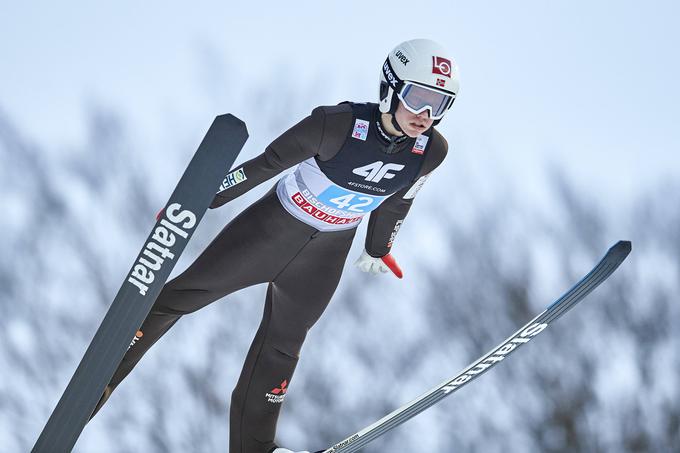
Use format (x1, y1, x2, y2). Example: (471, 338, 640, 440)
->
(152, 286, 215, 315)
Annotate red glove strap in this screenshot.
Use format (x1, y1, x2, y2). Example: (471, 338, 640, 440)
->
(381, 254, 403, 279)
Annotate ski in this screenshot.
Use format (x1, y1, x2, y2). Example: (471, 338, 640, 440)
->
(32, 114, 249, 453)
(322, 240, 632, 453)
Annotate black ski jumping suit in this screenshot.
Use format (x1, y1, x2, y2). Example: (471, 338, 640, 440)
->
(91, 102, 448, 453)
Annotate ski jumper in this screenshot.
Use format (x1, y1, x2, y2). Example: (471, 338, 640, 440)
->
(93, 102, 448, 453)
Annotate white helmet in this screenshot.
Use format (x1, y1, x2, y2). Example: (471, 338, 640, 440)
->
(379, 39, 460, 122)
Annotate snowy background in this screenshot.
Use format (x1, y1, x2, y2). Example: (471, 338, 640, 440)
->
(2, 1, 679, 452)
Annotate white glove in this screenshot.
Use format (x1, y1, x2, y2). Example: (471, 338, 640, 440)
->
(354, 250, 403, 278)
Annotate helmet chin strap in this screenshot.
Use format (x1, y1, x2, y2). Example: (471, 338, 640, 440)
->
(387, 93, 404, 133)
(390, 114, 404, 133)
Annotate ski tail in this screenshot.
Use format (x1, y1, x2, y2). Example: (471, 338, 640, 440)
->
(32, 114, 248, 453)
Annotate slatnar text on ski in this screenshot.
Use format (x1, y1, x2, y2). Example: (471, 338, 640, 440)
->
(127, 203, 197, 296)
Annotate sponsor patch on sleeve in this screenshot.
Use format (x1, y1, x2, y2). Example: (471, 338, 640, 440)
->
(218, 167, 247, 192)
(352, 119, 370, 141)
(411, 135, 429, 155)
(387, 219, 404, 248)
(403, 174, 429, 199)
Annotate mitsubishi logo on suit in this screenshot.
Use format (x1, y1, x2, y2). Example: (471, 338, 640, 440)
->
(352, 161, 405, 183)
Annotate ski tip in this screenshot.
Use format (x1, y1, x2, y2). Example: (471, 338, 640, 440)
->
(610, 240, 632, 260)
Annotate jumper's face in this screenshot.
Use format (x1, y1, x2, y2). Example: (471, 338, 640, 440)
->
(394, 101, 435, 137)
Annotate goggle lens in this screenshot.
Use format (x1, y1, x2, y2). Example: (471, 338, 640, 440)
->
(398, 83, 453, 119)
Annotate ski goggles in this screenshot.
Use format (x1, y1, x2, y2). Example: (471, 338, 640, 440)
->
(397, 82, 455, 120)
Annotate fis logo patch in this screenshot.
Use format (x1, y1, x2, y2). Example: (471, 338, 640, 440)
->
(411, 135, 429, 155)
(352, 119, 370, 141)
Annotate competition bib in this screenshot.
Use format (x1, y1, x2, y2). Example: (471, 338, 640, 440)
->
(277, 158, 388, 231)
